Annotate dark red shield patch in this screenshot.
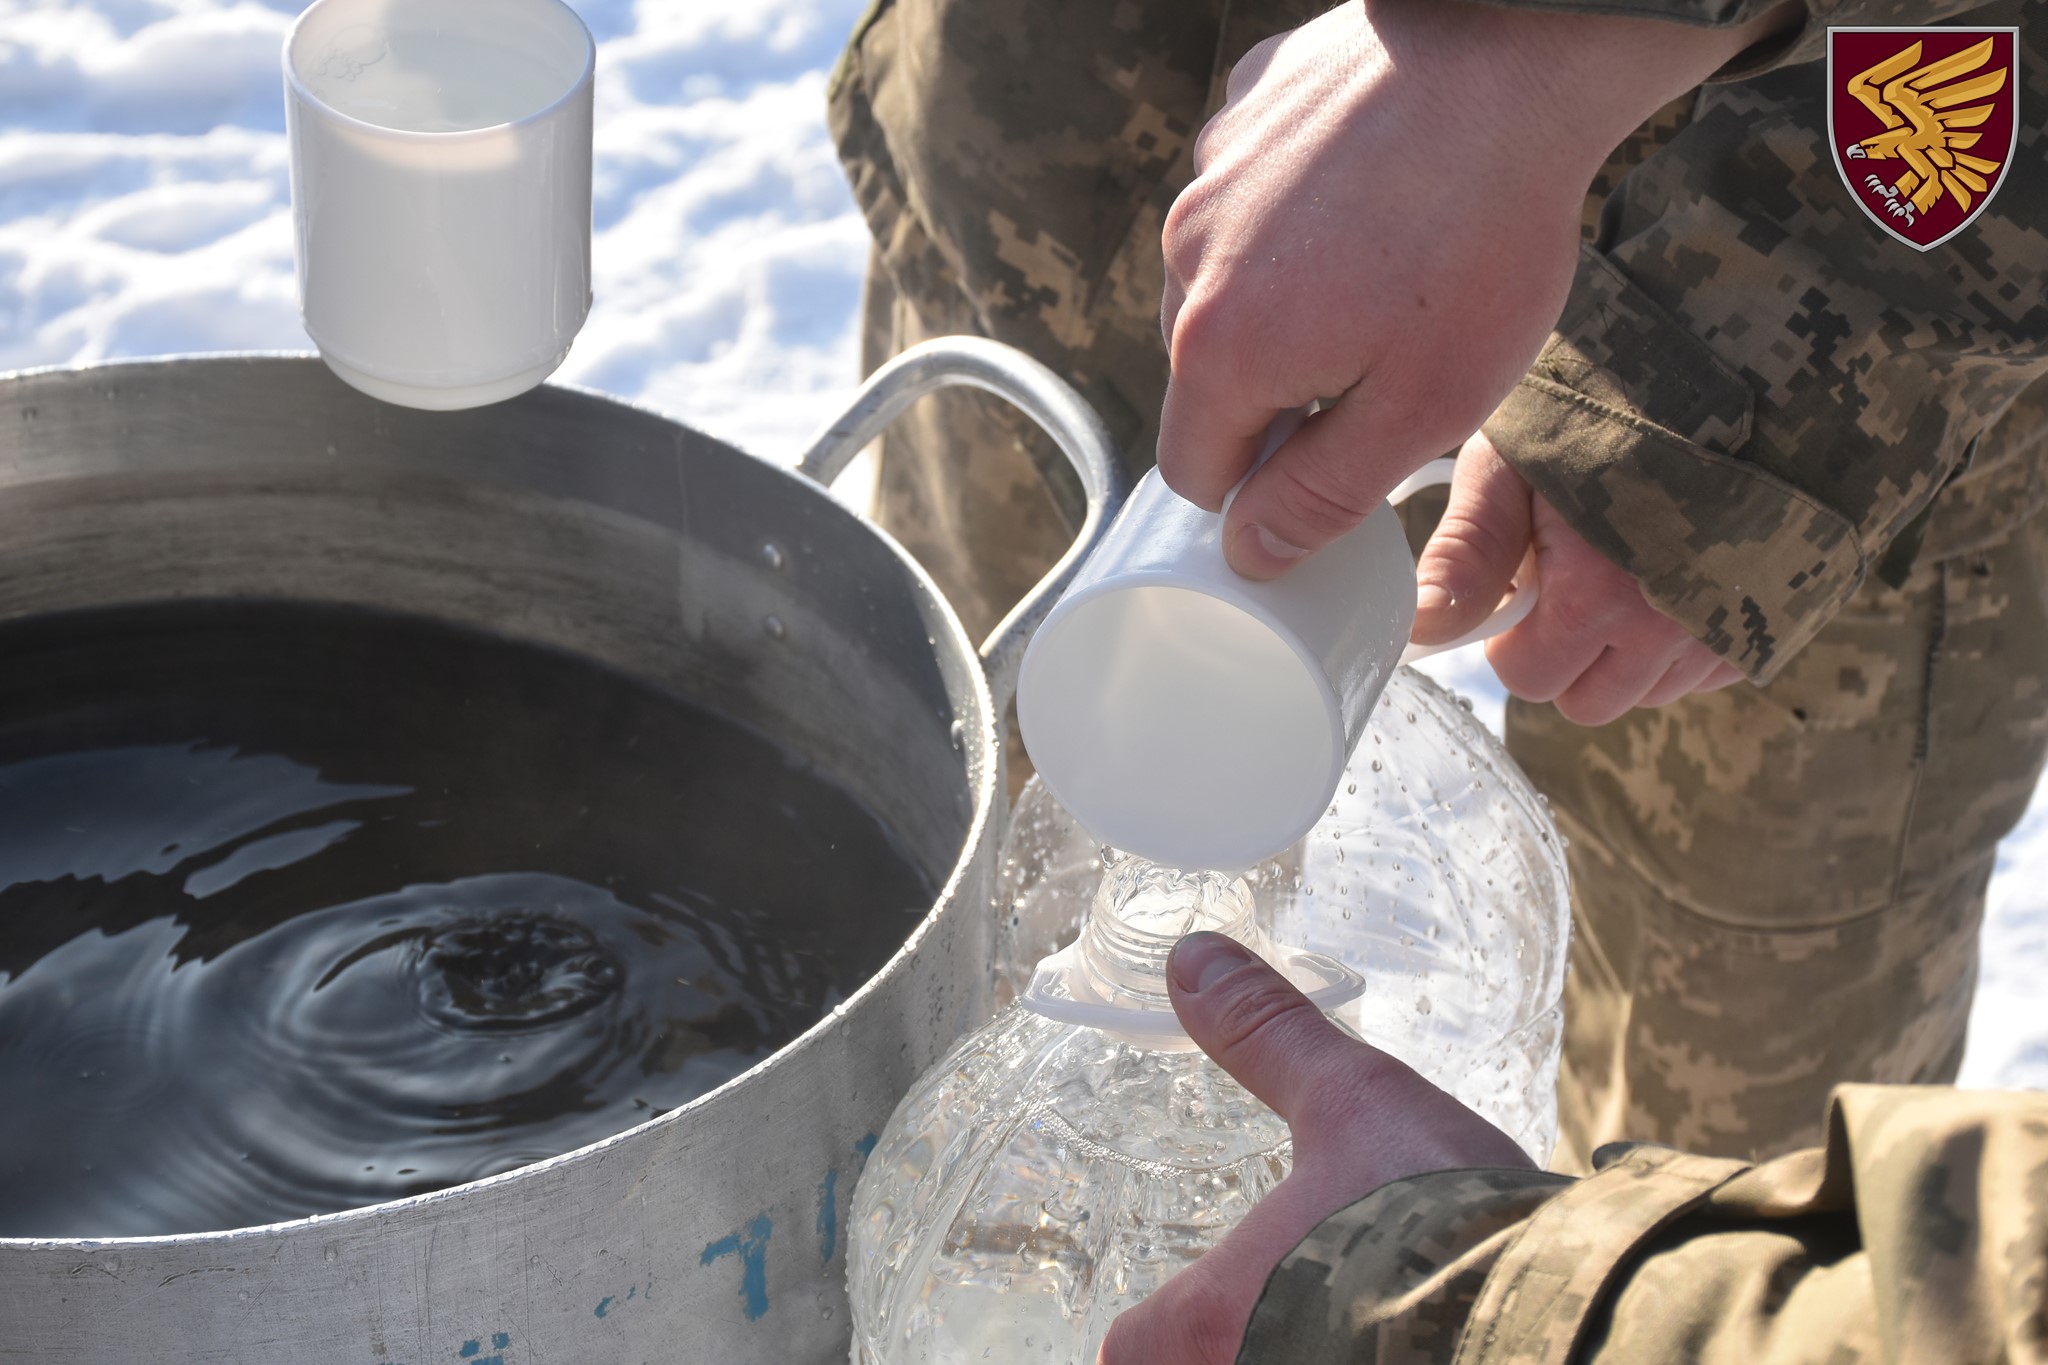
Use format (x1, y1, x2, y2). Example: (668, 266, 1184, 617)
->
(1828, 27, 2018, 251)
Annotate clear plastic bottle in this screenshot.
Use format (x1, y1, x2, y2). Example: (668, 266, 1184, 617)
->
(848, 855, 1358, 1365)
(993, 666, 1570, 1162)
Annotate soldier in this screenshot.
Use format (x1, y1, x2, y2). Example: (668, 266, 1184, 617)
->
(829, 0, 2048, 1178)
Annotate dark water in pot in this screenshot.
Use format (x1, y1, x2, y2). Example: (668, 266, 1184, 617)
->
(0, 602, 933, 1238)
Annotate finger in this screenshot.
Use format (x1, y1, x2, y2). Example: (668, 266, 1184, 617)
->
(1217, 396, 1409, 579)
(1169, 929, 1531, 1160)
(1483, 605, 1609, 705)
(1155, 363, 1288, 513)
(1166, 932, 1385, 1130)
(1222, 30, 1284, 105)
(1160, 270, 1187, 351)
(1637, 649, 1723, 709)
(1482, 509, 1653, 703)
(1551, 632, 1691, 726)
(1699, 661, 1745, 692)
(1411, 433, 1533, 647)
(1190, 101, 1242, 176)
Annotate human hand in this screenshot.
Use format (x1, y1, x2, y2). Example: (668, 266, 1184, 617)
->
(1096, 932, 1530, 1365)
(1156, 0, 1795, 580)
(1412, 431, 1743, 725)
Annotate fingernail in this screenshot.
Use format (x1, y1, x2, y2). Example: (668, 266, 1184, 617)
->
(1228, 523, 1309, 579)
(1253, 524, 1309, 562)
(1416, 582, 1453, 615)
(1170, 931, 1252, 994)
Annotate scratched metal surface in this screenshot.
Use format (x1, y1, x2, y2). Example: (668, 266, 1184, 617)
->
(0, 354, 1053, 1362)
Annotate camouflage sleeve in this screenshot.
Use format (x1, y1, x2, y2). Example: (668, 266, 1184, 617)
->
(1481, 11, 2046, 682)
(1233, 1168, 1577, 1365)
(1237, 1085, 2048, 1365)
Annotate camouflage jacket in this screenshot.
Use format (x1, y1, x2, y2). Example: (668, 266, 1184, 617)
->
(1238, 1084, 2048, 1363)
(1481, 0, 2047, 682)
(831, 0, 2047, 684)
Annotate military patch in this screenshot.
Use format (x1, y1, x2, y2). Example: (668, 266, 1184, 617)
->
(1828, 27, 2018, 252)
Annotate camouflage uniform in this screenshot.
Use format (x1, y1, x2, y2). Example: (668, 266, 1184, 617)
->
(1236, 1084, 2048, 1363)
(828, 0, 2048, 1169)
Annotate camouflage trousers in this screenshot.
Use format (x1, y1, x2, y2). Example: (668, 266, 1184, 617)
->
(828, 0, 2048, 1167)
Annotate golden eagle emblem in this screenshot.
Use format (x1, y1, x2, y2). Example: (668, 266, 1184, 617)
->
(1843, 36, 2008, 217)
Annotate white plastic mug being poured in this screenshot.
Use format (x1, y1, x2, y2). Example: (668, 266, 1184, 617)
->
(845, 414, 1535, 1364)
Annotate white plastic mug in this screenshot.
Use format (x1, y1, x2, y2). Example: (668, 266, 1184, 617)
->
(284, 0, 595, 410)
(1017, 437, 1533, 872)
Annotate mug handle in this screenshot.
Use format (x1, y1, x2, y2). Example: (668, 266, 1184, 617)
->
(793, 337, 1131, 711)
(1386, 457, 1539, 664)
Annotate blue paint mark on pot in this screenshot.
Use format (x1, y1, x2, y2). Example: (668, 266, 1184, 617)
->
(817, 1168, 839, 1262)
(459, 1342, 479, 1358)
(701, 1213, 773, 1321)
(595, 1296, 613, 1318)
(854, 1132, 878, 1164)
(492, 1334, 509, 1350)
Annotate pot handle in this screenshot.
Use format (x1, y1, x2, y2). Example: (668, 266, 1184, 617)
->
(795, 337, 1131, 709)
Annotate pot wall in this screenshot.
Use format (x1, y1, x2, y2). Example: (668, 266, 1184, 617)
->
(0, 356, 1002, 1363)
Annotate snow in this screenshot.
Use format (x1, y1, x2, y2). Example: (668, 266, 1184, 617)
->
(1, 0, 2039, 1090)
(0, 0, 872, 455)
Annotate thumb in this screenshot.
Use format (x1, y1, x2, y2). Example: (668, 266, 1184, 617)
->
(1411, 431, 1533, 648)
(1166, 931, 1386, 1133)
(1167, 933, 1535, 1178)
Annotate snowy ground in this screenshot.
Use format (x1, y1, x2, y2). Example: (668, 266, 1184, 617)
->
(2, 0, 2040, 1089)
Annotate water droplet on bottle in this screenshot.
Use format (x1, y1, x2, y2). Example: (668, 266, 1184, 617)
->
(949, 719, 965, 751)
(763, 615, 786, 640)
(1370, 759, 1383, 772)
(759, 542, 786, 570)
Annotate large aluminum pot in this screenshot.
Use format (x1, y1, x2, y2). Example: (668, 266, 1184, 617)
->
(0, 339, 1127, 1362)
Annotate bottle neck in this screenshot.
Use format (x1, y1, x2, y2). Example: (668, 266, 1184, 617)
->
(1071, 853, 1257, 1012)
